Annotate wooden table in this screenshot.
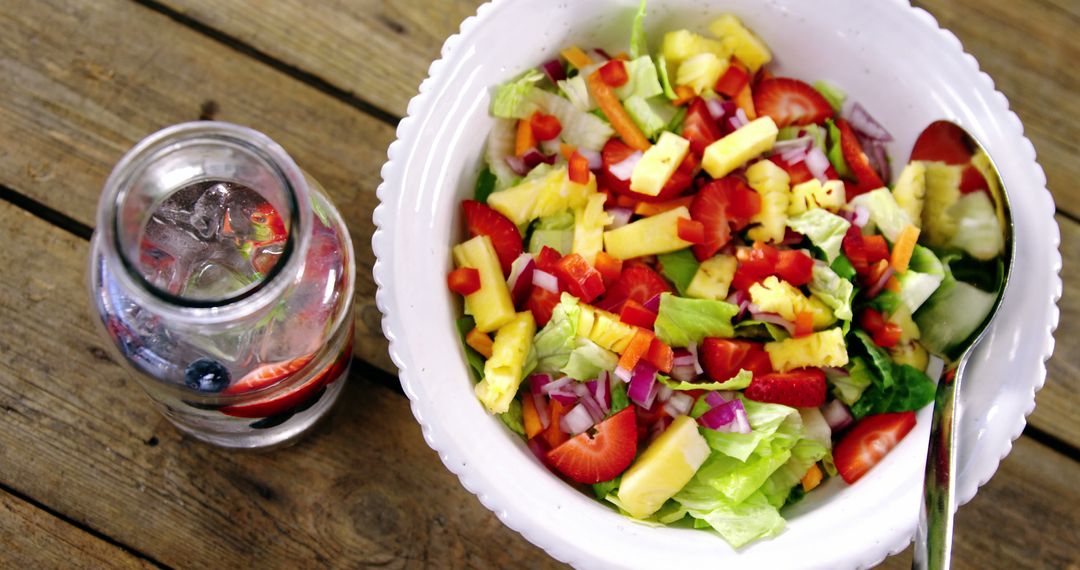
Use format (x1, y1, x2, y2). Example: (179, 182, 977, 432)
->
(0, 1, 1076, 567)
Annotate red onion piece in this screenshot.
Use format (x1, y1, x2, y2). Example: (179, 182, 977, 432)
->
(772, 136, 813, 156)
(749, 311, 797, 336)
(560, 403, 595, 435)
(847, 102, 894, 142)
(539, 59, 567, 83)
(527, 437, 549, 462)
(549, 389, 578, 406)
(609, 151, 642, 181)
(532, 392, 551, 429)
(507, 254, 536, 305)
(705, 98, 727, 120)
(698, 398, 750, 432)
(805, 146, 831, 182)
(686, 344, 704, 375)
(664, 392, 694, 416)
(574, 384, 605, 424)
(866, 266, 895, 298)
(852, 205, 870, 227)
(592, 47, 614, 61)
(821, 399, 854, 431)
(522, 148, 557, 170)
(606, 207, 633, 229)
(859, 134, 890, 185)
(657, 385, 673, 404)
(628, 361, 659, 408)
(540, 376, 571, 395)
(647, 416, 672, 445)
(540, 138, 562, 157)
(669, 364, 697, 382)
(780, 146, 808, 165)
(531, 374, 553, 394)
(532, 269, 559, 293)
(579, 148, 602, 171)
(505, 155, 528, 176)
(704, 391, 730, 408)
(614, 365, 633, 383)
(643, 293, 662, 312)
(672, 350, 695, 367)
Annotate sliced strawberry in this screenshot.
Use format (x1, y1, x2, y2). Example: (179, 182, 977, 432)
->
(775, 249, 814, 287)
(546, 408, 638, 484)
(462, 200, 523, 276)
(753, 78, 835, 128)
(701, 339, 757, 382)
(910, 121, 974, 165)
(525, 285, 561, 326)
(682, 98, 724, 156)
(602, 264, 671, 308)
(690, 177, 761, 260)
(225, 354, 315, 395)
(600, 138, 698, 203)
(834, 411, 917, 484)
(959, 165, 988, 194)
(744, 368, 827, 408)
(836, 119, 884, 197)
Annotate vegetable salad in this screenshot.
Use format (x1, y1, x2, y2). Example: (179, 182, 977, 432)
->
(446, 1, 1006, 548)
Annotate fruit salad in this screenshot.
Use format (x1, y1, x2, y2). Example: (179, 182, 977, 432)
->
(446, 2, 1007, 548)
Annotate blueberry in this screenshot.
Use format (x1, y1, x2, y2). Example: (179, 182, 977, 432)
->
(184, 358, 231, 393)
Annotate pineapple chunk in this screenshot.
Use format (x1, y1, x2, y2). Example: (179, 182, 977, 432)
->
(708, 14, 772, 72)
(746, 159, 791, 243)
(476, 312, 537, 414)
(603, 206, 694, 260)
(578, 304, 637, 353)
(616, 415, 710, 518)
(452, 235, 516, 332)
(661, 29, 731, 74)
(892, 161, 927, 228)
(487, 166, 597, 226)
(765, 328, 848, 372)
(572, 193, 613, 264)
(676, 53, 729, 95)
(921, 161, 963, 248)
(686, 254, 737, 300)
(888, 305, 921, 342)
(890, 341, 929, 372)
(631, 132, 691, 197)
(788, 179, 846, 215)
(702, 117, 779, 179)
(749, 276, 836, 329)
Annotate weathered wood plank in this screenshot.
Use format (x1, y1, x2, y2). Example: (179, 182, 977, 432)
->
(0, 200, 559, 568)
(0, 489, 156, 570)
(878, 436, 1080, 569)
(0, 0, 396, 371)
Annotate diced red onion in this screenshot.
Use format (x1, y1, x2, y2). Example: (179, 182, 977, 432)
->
(698, 398, 750, 432)
(532, 392, 551, 429)
(527, 437, 549, 462)
(609, 151, 642, 181)
(541, 375, 571, 395)
(672, 349, 696, 367)
(780, 229, 806, 246)
(847, 102, 894, 142)
(531, 374, 553, 393)
(728, 111, 748, 131)
(614, 365, 633, 383)
(522, 148, 557, 169)
(669, 364, 697, 382)
(749, 311, 797, 336)
(592, 47, 614, 61)
(821, 399, 854, 431)
(657, 385, 673, 404)
(573, 383, 606, 424)
(686, 344, 704, 375)
(735, 108, 750, 126)
(859, 135, 890, 185)
(866, 266, 895, 298)
(853, 205, 870, 227)
(643, 293, 662, 312)
(628, 361, 659, 408)
(507, 254, 536, 305)
(549, 389, 578, 406)
(590, 371, 610, 412)
(505, 155, 528, 175)
(579, 148, 602, 171)
(606, 207, 633, 229)
(704, 391, 732, 408)
(532, 269, 559, 293)
(805, 146, 831, 182)
(772, 136, 813, 156)
(705, 98, 727, 120)
(560, 404, 595, 435)
(664, 392, 694, 417)
(780, 146, 808, 165)
(539, 58, 567, 83)
(540, 138, 562, 157)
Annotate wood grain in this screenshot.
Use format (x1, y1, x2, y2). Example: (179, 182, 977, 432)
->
(0, 490, 155, 569)
(0, 200, 558, 568)
(0, 0, 396, 371)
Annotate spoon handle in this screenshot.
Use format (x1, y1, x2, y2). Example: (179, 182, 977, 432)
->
(913, 357, 967, 570)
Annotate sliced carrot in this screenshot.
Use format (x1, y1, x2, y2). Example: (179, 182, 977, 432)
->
(615, 194, 639, 209)
(890, 224, 922, 273)
(587, 71, 651, 151)
(613, 51, 630, 61)
(522, 395, 543, 439)
(884, 276, 902, 293)
(634, 195, 694, 216)
(465, 328, 494, 358)
(617, 328, 655, 371)
(559, 143, 577, 161)
(734, 82, 757, 120)
(514, 119, 535, 157)
(673, 85, 696, 107)
(561, 46, 593, 69)
(541, 399, 569, 449)
(794, 311, 814, 338)
(801, 463, 824, 492)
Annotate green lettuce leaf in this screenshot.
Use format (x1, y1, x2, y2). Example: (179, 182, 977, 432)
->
(697, 396, 799, 462)
(848, 188, 914, 242)
(614, 56, 664, 101)
(497, 398, 526, 436)
(609, 381, 630, 415)
(593, 475, 622, 500)
(831, 253, 856, 280)
(759, 435, 829, 508)
(897, 245, 944, 313)
(528, 210, 576, 255)
(655, 55, 678, 100)
(814, 82, 846, 114)
(850, 330, 895, 389)
(786, 209, 851, 264)
(491, 69, 544, 119)
(673, 487, 786, 548)
(825, 119, 851, 178)
(833, 356, 873, 406)
(561, 338, 619, 380)
(851, 364, 936, 419)
(657, 249, 700, 296)
(623, 95, 672, 139)
(733, 319, 790, 342)
(629, 0, 649, 59)
(455, 316, 486, 381)
(557, 75, 594, 112)
(658, 369, 752, 391)
(654, 293, 738, 347)
(809, 263, 855, 321)
(532, 294, 581, 373)
(474, 168, 497, 203)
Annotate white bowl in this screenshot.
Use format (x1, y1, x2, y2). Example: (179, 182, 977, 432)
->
(373, 0, 1061, 567)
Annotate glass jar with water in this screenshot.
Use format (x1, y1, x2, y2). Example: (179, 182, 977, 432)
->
(88, 122, 355, 448)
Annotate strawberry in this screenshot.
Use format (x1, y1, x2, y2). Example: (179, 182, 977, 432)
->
(744, 368, 827, 408)
(690, 177, 761, 260)
(833, 411, 917, 484)
(836, 118, 884, 198)
(700, 339, 772, 382)
(600, 138, 698, 203)
(462, 200, 523, 276)
(753, 78, 835, 128)
(910, 121, 974, 165)
(601, 264, 672, 309)
(546, 408, 638, 484)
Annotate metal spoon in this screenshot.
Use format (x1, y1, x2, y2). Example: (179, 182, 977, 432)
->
(911, 121, 1015, 570)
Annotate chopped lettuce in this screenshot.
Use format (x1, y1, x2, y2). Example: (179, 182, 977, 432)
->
(813, 81, 846, 114)
(809, 264, 854, 322)
(562, 338, 619, 381)
(623, 95, 670, 138)
(733, 319, 790, 342)
(653, 293, 738, 347)
(915, 278, 997, 357)
(615, 56, 665, 100)
(529, 88, 615, 152)
(898, 245, 946, 314)
(786, 209, 851, 263)
(474, 168, 497, 203)
(485, 118, 522, 189)
(455, 316, 486, 381)
(532, 294, 581, 373)
(760, 435, 830, 508)
(659, 369, 752, 391)
(610, 381, 630, 414)
(848, 188, 913, 242)
(672, 486, 786, 548)
(949, 191, 1005, 261)
(695, 396, 798, 462)
(779, 124, 826, 153)
(656, 54, 678, 100)
(629, 0, 649, 59)
(557, 75, 594, 112)
(825, 119, 851, 178)
(834, 356, 873, 406)
(497, 399, 526, 436)
(851, 364, 936, 419)
(528, 210, 576, 255)
(657, 249, 700, 296)
(593, 475, 622, 500)
(491, 70, 544, 119)
(850, 330, 895, 389)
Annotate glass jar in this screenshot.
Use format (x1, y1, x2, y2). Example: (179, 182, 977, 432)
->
(88, 122, 355, 449)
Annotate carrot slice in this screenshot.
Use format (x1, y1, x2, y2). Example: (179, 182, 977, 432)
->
(801, 463, 824, 492)
(734, 82, 757, 120)
(794, 311, 814, 338)
(522, 395, 543, 439)
(884, 276, 902, 293)
(890, 224, 921, 273)
(559, 143, 577, 161)
(561, 46, 593, 69)
(515, 119, 535, 157)
(617, 328, 655, 371)
(541, 399, 569, 448)
(673, 85, 696, 107)
(465, 328, 494, 358)
(587, 71, 651, 151)
(634, 196, 694, 217)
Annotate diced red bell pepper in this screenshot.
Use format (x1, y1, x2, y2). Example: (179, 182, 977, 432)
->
(598, 59, 629, 87)
(643, 338, 674, 373)
(775, 249, 814, 287)
(676, 217, 706, 244)
(617, 328, 655, 371)
(530, 111, 563, 141)
(535, 245, 563, 274)
(555, 253, 606, 303)
(447, 267, 481, 295)
(731, 242, 780, 291)
(619, 299, 658, 329)
(860, 308, 886, 334)
(569, 151, 590, 184)
(715, 61, 750, 98)
(594, 251, 623, 288)
(862, 235, 891, 264)
(873, 322, 903, 348)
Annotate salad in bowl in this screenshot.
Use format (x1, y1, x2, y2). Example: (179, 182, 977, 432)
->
(443, 2, 1008, 549)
